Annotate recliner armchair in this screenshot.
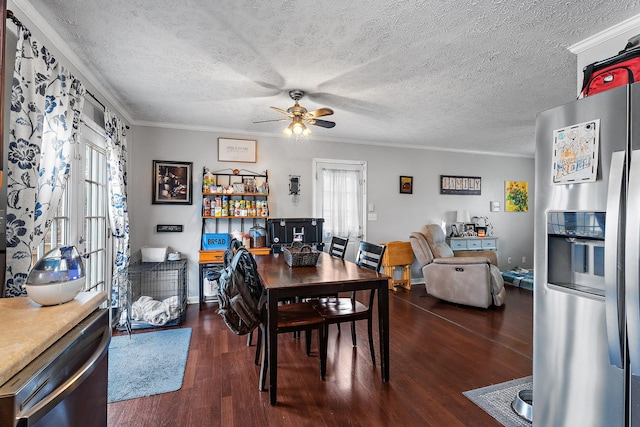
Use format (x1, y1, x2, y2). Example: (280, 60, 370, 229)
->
(409, 224, 506, 308)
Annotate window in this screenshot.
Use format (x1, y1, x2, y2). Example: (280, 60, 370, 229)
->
(31, 117, 111, 296)
(83, 138, 109, 293)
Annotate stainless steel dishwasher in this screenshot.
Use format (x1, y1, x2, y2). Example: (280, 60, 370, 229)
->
(0, 308, 110, 426)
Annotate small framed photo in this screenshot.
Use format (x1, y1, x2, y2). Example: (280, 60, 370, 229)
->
(400, 176, 413, 194)
(152, 160, 193, 205)
(464, 223, 476, 233)
(218, 138, 257, 163)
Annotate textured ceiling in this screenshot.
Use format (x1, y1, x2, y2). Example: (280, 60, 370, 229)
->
(16, 0, 640, 156)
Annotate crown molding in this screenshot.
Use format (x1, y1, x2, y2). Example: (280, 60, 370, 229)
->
(569, 13, 640, 54)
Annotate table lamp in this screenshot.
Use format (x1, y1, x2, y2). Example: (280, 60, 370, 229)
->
(456, 209, 470, 224)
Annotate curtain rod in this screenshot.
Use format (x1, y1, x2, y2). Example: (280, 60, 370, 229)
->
(86, 89, 106, 110)
(6, 10, 22, 28)
(86, 89, 130, 129)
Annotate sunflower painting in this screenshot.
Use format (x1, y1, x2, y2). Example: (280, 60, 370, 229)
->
(505, 181, 528, 212)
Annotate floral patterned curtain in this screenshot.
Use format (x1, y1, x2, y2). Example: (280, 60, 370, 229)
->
(5, 26, 85, 297)
(104, 110, 130, 328)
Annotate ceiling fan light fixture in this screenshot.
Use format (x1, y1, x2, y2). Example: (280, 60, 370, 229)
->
(258, 89, 335, 140)
(292, 123, 304, 135)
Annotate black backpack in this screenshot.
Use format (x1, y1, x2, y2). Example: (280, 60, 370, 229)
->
(216, 242, 265, 335)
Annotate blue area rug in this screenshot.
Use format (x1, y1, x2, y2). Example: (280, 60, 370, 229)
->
(464, 376, 533, 426)
(108, 328, 191, 403)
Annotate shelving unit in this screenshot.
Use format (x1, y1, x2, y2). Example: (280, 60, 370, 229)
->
(199, 168, 271, 309)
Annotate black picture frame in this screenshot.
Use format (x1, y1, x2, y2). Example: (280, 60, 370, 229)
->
(440, 175, 481, 195)
(400, 176, 413, 194)
(152, 160, 193, 205)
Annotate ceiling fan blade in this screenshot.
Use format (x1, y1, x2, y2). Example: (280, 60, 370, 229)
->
(305, 108, 334, 118)
(307, 119, 336, 129)
(270, 106, 292, 117)
(253, 118, 289, 124)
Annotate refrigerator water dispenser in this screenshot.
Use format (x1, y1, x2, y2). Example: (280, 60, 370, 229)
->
(547, 211, 606, 297)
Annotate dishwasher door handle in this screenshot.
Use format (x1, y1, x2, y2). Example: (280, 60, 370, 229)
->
(16, 324, 111, 426)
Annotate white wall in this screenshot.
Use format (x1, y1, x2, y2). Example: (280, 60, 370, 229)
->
(128, 126, 535, 301)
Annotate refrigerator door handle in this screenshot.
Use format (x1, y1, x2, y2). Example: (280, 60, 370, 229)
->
(627, 149, 640, 376)
(605, 150, 625, 369)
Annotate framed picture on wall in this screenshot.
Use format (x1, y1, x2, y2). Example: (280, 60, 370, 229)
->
(440, 175, 481, 195)
(152, 160, 193, 205)
(218, 138, 257, 163)
(400, 176, 413, 194)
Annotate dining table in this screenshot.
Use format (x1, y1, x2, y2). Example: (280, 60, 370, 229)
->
(254, 251, 391, 405)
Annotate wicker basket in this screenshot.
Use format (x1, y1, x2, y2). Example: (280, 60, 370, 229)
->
(283, 244, 321, 267)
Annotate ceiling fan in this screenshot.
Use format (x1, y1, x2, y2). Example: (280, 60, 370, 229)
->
(254, 89, 335, 138)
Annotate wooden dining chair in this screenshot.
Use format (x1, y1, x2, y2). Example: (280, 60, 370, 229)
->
(312, 241, 386, 369)
(311, 236, 350, 308)
(254, 301, 328, 389)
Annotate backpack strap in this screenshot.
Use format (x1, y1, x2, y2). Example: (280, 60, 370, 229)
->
(230, 246, 248, 270)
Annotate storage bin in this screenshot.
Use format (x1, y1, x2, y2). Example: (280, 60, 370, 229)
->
(202, 233, 230, 250)
(141, 246, 168, 262)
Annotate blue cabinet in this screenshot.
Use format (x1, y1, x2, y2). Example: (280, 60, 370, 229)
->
(447, 237, 498, 252)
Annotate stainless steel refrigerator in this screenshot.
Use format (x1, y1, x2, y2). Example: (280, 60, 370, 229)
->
(534, 83, 640, 426)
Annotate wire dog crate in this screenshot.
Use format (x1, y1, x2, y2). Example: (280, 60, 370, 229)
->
(124, 259, 188, 330)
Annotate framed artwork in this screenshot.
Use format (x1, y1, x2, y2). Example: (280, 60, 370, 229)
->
(505, 181, 529, 212)
(218, 138, 257, 163)
(440, 175, 481, 195)
(400, 176, 413, 194)
(152, 160, 193, 205)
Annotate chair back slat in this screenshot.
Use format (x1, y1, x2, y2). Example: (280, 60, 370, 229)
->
(355, 242, 385, 272)
(329, 236, 349, 259)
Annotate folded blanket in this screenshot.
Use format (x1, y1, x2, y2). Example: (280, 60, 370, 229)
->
(131, 295, 181, 326)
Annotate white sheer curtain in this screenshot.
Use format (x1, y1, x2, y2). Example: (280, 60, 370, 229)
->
(322, 168, 362, 238)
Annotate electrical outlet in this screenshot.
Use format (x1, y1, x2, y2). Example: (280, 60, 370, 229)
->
(367, 213, 378, 221)
(508, 257, 512, 264)
(522, 256, 527, 264)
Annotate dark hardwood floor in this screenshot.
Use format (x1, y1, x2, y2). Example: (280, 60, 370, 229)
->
(107, 284, 533, 426)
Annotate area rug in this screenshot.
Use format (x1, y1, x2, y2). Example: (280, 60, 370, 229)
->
(463, 376, 532, 427)
(108, 328, 192, 403)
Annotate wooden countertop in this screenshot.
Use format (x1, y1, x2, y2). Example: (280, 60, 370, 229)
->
(0, 291, 107, 386)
